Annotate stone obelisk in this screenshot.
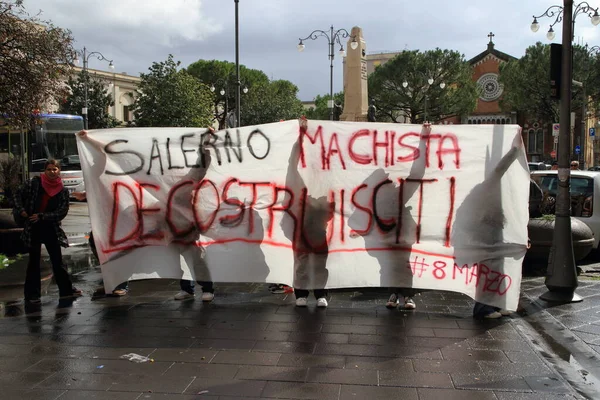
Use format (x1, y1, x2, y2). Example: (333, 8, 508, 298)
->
(340, 26, 368, 122)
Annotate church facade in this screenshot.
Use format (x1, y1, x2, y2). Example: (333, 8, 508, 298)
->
(463, 34, 550, 164)
(357, 34, 557, 163)
(462, 33, 517, 125)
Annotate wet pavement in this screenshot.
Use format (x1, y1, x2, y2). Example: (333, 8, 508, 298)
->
(0, 204, 599, 399)
(61, 202, 91, 246)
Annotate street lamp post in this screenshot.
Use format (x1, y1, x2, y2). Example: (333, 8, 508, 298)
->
(402, 74, 446, 123)
(74, 47, 115, 130)
(530, 1, 600, 303)
(210, 79, 248, 129)
(234, 0, 241, 128)
(298, 26, 358, 121)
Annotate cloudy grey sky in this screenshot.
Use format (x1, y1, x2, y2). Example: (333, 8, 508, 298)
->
(22, 0, 600, 100)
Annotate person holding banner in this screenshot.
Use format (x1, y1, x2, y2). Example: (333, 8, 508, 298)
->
(74, 132, 130, 297)
(14, 159, 83, 303)
(452, 132, 526, 319)
(287, 118, 331, 308)
(347, 124, 430, 311)
(173, 127, 216, 303)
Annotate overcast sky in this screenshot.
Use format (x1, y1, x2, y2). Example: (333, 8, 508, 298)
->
(22, 0, 600, 100)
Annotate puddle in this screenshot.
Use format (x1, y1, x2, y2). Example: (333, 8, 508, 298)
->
(518, 298, 600, 399)
(0, 244, 99, 307)
(62, 244, 99, 275)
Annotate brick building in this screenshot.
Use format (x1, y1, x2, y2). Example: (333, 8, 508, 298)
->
(462, 33, 517, 125)
(358, 34, 556, 162)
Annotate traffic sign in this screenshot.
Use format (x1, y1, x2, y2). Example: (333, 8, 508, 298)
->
(575, 145, 581, 154)
(552, 123, 560, 137)
(590, 127, 596, 137)
(551, 150, 557, 158)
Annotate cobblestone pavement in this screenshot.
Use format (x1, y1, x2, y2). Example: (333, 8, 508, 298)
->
(0, 273, 596, 400)
(0, 203, 598, 399)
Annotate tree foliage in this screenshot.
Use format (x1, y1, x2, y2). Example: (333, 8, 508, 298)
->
(240, 79, 304, 126)
(133, 55, 213, 128)
(368, 49, 478, 123)
(186, 59, 270, 128)
(59, 70, 119, 129)
(0, 0, 75, 127)
(304, 92, 345, 120)
(499, 42, 600, 123)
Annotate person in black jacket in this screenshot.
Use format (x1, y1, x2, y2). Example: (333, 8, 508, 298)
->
(14, 159, 82, 303)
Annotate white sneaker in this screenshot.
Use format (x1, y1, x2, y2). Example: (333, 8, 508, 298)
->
(499, 309, 512, 316)
(386, 293, 399, 309)
(201, 292, 214, 302)
(317, 297, 328, 308)
(484, 311, 503, 319)
(404, 297, 416, 310)
(295, 297, 308, 307)
(174, 291, 195, 300)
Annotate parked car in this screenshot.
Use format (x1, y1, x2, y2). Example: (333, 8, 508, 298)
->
(531, 170, 599, 249)
(528, 162, 547, 171)
(588, 166, 600, 171)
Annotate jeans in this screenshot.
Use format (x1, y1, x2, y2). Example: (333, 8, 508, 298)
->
(25, 223, 74, 300)
(180, 280, 214, 294)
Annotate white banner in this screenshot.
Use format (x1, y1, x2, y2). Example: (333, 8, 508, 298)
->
(77, 120, 529, 310)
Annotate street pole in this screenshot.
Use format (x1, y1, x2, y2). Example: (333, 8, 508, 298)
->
(297, 26, 356, 121)
(582, 84, 587, 167)
(225, 92, 229, 129)
(82, 47, 88, 130)
(328, 25, 334, 121)
(401, 76, 444, 124)
(234, 0, 241, 128)
(541, 0, 582, 303)
(75, 47, 114, 130)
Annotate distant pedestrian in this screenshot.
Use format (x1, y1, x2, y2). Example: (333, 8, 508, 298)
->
(551, 161, 558, 170)
(13, 159, 82, 303)
(571, 160, 580, 170)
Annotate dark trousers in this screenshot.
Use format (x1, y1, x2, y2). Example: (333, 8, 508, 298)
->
(89, 232, 128, 292)
(180, 280, 213, 294)
(294, 289, 328, 299)
(473, 302, 500, 318)
(25, 224, 73, 300)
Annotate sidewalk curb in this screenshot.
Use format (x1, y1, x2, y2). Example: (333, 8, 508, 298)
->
(518, 292, 600, 399)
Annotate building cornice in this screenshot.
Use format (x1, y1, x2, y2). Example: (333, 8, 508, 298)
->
(72, 66, 141, 84)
